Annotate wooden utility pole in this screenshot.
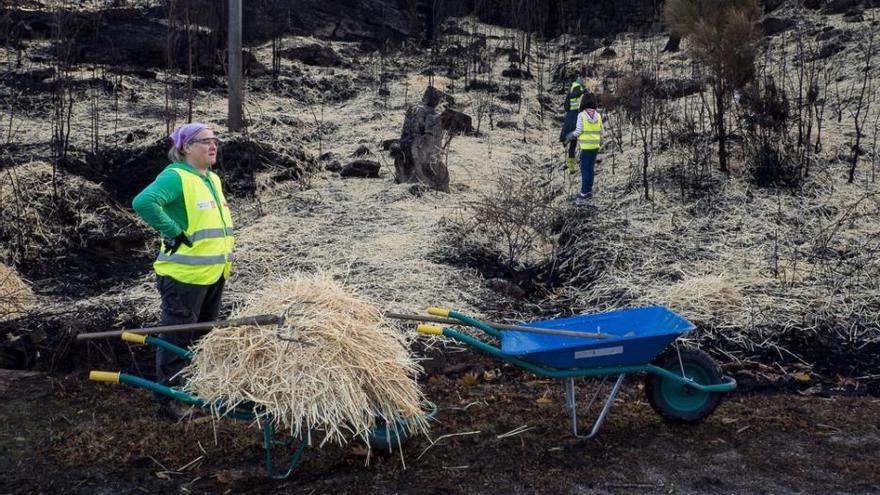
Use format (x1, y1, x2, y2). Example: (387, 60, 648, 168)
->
(227, 0, 243, 131)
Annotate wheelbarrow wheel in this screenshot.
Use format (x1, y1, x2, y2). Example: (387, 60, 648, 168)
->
(366, 402, 437, 453)
(366, 419, 410, 453)
(645, 347, 722, 424)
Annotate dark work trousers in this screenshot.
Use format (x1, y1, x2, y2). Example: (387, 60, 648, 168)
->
(559, 109, 579, 158)
(566, 139, 578, 159)
(155, 274, 225, 402)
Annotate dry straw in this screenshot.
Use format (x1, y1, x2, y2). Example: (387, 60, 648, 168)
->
(183, 271, 429, 447)
(641, 273, 744, 326)
(0, 263, 36, 321)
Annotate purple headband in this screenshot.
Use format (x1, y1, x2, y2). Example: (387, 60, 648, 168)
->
(170, 122, 208, 150)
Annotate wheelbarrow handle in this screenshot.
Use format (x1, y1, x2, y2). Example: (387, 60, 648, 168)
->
(76, 314, 282, 341)
(386, 312, 611, 339)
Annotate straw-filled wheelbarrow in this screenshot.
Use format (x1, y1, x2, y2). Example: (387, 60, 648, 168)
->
(409, 306, 736, 439)
(79, 315, 437, 479)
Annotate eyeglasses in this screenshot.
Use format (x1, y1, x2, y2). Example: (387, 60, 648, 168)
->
(189, 137, 222, 147)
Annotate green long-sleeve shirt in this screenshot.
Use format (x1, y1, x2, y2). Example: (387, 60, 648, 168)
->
(132, 162, 221, 238)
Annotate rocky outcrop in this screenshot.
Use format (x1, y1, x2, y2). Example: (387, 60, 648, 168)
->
(6, 0, 849, 72)
(438, 109, 474, 137)
(438, 0, 664, 38)
(279, 43, 344, 67)
(0, 0, 679, 63)
(340, 160, 381, 178)
(0, 7, 263, 73)
(180, 0, 417, 47)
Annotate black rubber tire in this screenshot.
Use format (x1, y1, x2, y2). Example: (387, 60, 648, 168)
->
(366, 421, 409, 453)
(645, 347, 723, 424)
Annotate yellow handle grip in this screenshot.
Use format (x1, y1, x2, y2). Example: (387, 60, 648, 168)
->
(427, 307, 450, 317)
(417, 324, 444, 336)
(121, 332, 147, 344)
(89, 371, 121, 383)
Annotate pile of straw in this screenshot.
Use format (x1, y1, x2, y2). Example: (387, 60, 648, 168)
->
(643, 273, 744, 325)
(0, 263, 36, 321)
(183, 272, 428, 447)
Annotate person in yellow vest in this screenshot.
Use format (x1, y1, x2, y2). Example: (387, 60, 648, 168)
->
(132, 122, 234, 420)
(567, 94, 602, 204)
(559, 67, 588, 173)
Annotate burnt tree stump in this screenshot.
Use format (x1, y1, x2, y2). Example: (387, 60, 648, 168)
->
(393, 87, 449, 192)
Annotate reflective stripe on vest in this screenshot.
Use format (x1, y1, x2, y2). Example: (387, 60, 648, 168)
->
(157, 253, 228, 265)
(156, 252, 237, 265)
(153, 168, 235, 284)
(578, 112, 602, 150)
(189, 227, 235, 242)
(568, 81, 583, 111)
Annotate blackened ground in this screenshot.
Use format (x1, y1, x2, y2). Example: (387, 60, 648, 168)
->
(0, 298, 155, 372)
(1, 362, 878, 495)
(429, 244, 559, 303)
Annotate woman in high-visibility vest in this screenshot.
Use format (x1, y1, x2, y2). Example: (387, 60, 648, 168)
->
(567, 93, 603, 203)
(132, 122, 234, 420)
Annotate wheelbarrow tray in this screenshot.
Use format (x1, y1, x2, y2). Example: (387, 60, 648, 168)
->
(501, 306, 695, 368)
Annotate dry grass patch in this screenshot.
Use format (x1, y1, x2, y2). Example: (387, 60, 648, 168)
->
(643, 273, 744, 325)
(0, 263, 36, 321)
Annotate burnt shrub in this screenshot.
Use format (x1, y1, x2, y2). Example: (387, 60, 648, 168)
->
(436, 160, 561, 281)
(739, 77, 806, 188)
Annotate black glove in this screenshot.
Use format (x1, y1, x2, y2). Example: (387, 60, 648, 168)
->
(162, 232, 192, 255)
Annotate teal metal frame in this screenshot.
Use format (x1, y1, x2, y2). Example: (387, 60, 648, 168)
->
(96, 335, 436, 479)
(108, 337, 308, 479)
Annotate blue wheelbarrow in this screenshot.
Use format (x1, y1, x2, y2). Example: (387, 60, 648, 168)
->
(412, 306, 736, 439)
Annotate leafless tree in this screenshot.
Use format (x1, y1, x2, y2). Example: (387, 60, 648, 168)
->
(471, 89, 490, 134)
(271, 36, 282, 80)
(50, 2, 80, 201)
(184, 0, 194, 122)
(846, 21, 876, 183)
(790, 14, 822, 157)
(671, 95, 714, 200)
(666, 0, 762, 173)
(616, 42, 666, 200)
(870, 110, 880, 182)
(164, 0, 180, 135)
(813, 63, 834, 154)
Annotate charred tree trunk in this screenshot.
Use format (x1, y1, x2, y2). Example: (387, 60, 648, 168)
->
(392, 87, 449, 191)
(715, 82, 728, 174)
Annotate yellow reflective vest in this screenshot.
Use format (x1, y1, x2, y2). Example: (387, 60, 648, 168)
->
(578, 111, 602, 150)
(153, 168, 234, 285)
(568, 81, 584, 111)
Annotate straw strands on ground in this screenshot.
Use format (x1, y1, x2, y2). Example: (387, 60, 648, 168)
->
(183, 272, 429, 447)
(229, 178, 490, 314)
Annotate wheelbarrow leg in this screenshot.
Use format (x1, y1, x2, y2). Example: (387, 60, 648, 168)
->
(563, 373, 626, 440)
(259, 416, 308, 480)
